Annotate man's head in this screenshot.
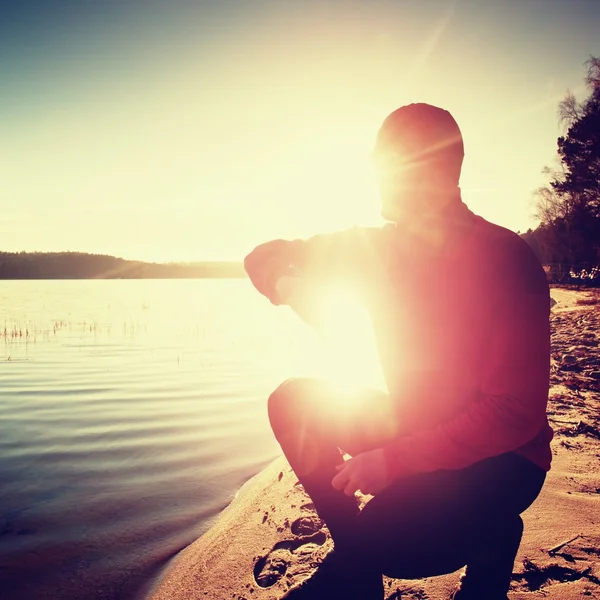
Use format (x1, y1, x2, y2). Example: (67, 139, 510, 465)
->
(372, 103, 464, 225)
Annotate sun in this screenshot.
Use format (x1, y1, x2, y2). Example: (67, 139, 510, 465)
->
(309, 285, 386, 395)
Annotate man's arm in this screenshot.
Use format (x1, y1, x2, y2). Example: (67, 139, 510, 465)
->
(244, 239, 304, 305)
(382, 239, 551, 479)
(244, 228, 382, 313)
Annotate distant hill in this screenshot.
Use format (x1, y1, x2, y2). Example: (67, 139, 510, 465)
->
(0, 252, 246, 279)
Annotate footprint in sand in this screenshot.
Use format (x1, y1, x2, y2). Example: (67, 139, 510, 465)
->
(387, 590, 429, 600)
(511, 555, 600, 593)
(253, 517, 328, 588)
(388, 588, 428, 599)
(290, 515, 324, 536)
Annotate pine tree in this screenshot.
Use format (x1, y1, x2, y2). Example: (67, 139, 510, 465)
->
(530, 57, 600, 274)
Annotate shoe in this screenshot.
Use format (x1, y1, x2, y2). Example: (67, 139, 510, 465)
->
(281, 550, 384, 600)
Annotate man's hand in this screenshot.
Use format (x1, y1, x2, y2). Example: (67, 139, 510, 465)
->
(331, 448, 391, 497)
(244, 240, 299, 304)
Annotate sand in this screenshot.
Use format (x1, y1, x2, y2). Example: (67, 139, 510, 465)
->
(147, 287, 600, 600)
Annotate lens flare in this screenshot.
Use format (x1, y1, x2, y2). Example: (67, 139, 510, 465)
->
(312, 286, 386, 395)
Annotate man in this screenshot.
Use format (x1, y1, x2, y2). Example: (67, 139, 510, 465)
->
(244, 103, 552, 600)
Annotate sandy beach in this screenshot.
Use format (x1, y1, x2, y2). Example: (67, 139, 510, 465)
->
(148, 287, 600, 600)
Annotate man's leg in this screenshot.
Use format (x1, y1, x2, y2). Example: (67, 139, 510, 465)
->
(268, 378, 398, 599)
(267, 378, 398, 548)
(352, 452, 546, 598)
(268, 379, 546, 598)
(448, 453, 546, 599)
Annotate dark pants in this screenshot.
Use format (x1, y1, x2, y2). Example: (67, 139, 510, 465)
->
(268, 378, 546, 585)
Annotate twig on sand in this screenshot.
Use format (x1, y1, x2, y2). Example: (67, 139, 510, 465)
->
(547, 534, 582, 555)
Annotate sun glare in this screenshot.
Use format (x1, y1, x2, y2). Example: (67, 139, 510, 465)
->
(310, 286, 386, 396)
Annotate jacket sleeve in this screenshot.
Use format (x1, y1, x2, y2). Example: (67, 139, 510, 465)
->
(244, 227, 381, 305)
(383, 239, 551, 479)
(244, 238, 305, 304)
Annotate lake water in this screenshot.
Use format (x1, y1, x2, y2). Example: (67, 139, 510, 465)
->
(0, 279, 386, 600)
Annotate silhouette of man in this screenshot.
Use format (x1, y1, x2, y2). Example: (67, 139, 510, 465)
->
(244, 104, 552, 600)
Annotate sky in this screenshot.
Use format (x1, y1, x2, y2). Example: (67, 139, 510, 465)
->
(1, 0, 599, 263)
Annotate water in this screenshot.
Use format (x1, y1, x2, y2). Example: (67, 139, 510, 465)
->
(1, 280, 378, 600)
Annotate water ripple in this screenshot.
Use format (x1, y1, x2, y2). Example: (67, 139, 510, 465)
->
(0, 280, 287, 600)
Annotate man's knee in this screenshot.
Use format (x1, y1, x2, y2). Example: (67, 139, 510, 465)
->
(268, 378, 331, 476)
(267, 377, 312, 433)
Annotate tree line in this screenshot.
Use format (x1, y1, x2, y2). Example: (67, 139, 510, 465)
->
(0, 251, 246, 279)
(521, 56, 600, 283)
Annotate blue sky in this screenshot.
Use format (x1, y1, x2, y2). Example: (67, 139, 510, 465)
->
(1, 0, 599, 261)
